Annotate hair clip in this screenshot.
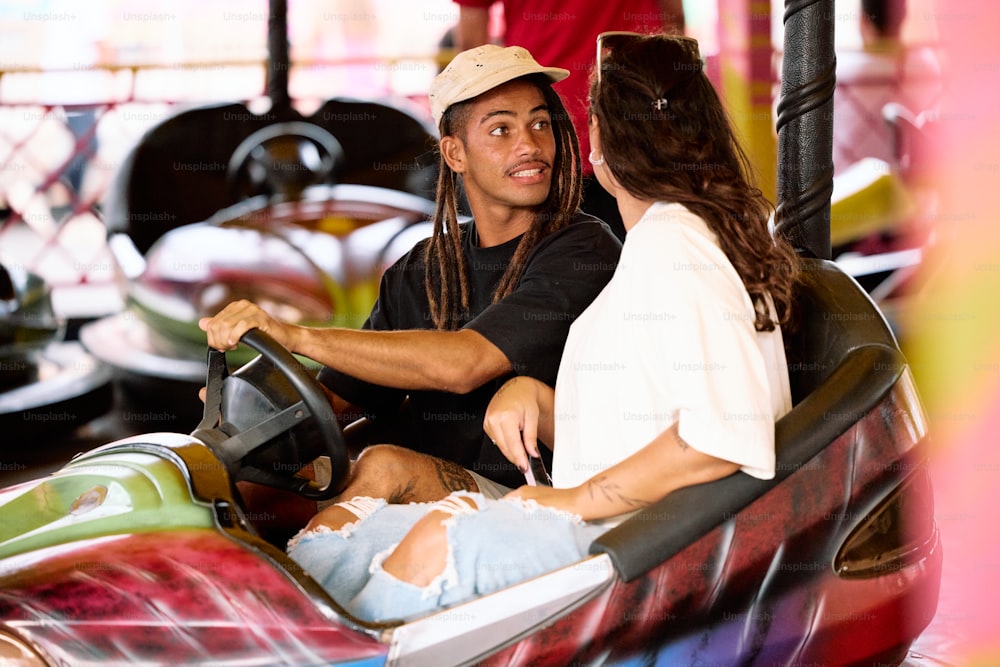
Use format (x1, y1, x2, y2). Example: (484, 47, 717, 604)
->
(652, 98, 669, 110)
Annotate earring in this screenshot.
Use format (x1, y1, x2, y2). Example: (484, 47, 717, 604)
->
(588, 150, 604, 166)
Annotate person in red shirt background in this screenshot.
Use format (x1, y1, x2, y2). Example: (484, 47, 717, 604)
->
(453, 0, 686, 240)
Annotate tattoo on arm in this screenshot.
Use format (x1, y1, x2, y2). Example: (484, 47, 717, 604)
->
(584, 475, 648, 509)
(433, 458, 477, 493)
(387, 477, 418, 504)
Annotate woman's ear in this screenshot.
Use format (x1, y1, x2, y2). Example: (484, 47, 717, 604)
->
(588, 115, 601, 154)
(440, 136, 466, 173)
(587, 115, 621, 197)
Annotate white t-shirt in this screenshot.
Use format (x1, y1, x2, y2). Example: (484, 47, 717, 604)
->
(550, 202, 792, 510)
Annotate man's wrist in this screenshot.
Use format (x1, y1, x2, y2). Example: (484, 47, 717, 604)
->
(282, 322, 309, 355)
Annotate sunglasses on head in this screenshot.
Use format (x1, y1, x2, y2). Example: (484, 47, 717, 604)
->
(595, 32, 703, 86)
(595, 31, 643, 85)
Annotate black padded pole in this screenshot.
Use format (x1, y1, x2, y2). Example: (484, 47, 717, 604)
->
(267, 0, 291, 110)
(774, 0, 836, 260)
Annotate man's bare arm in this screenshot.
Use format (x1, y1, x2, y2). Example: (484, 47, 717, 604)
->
(200, 300, 511, 394)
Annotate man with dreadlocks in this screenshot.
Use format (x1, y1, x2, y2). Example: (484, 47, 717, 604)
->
(200, 45, 621, 526)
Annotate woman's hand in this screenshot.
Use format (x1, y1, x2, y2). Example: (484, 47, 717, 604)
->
(198, 299, 293, 351)
(483, 376, 554, 473)
(504, 484, 581, 515)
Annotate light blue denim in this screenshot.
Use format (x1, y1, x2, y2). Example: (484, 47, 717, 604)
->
(287, 498, 429, 603)
(286, 492, 607, 622)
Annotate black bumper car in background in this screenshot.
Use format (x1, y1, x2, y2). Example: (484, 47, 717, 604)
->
(78, 1, 440, 428)
(80, 178, 435, 425)
(77, 1, 440, 429)
(0, 262, 112, 439)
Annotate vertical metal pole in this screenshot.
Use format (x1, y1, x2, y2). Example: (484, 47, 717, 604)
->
(774, 0, 836, 260)
(267, 0, 291, 110)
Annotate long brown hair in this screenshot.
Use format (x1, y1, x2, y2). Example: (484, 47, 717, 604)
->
(591, 34, 799, 331)
(423, 74, 582, 330)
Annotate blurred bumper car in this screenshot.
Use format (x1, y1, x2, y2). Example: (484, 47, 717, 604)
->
(0, 262, 112, 438)
(830, 103, 941, 337)
(80, 101, 438, 423)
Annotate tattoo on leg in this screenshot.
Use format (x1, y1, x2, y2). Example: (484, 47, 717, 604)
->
(433, 458, 476, 493)
(387, 477, 418, 504)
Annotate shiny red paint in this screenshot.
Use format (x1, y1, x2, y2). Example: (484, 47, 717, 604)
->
(0, 528, 387, 666)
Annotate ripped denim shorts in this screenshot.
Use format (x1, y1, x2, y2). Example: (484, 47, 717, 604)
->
(287, 491, 607, 622)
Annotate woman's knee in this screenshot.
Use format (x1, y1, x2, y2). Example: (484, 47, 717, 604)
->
(381, 509, 451, 586)
(381, 494, 481, 585)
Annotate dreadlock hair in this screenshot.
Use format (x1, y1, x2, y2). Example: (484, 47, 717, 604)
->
(423, 73, 582, 330)
(591, 34, 800, 331)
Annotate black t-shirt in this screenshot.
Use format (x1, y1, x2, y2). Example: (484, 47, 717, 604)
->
(318, 213, 621, 488)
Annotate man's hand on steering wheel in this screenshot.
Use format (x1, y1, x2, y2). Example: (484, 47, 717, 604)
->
(192, 327, 349, 501)
(199, 300, 295, 352)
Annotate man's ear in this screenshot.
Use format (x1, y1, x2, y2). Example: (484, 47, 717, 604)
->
(440, 136, 466, 173)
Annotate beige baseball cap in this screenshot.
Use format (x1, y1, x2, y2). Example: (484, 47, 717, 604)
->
(429, 44, 570, 126)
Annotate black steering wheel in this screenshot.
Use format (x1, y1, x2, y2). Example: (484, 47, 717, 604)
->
(226, 121, 345, 202)
(191, 328, 349, 501)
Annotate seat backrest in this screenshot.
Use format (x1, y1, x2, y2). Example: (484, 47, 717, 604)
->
(592, 258, 908, 581)
(783, 257, 899, 404)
